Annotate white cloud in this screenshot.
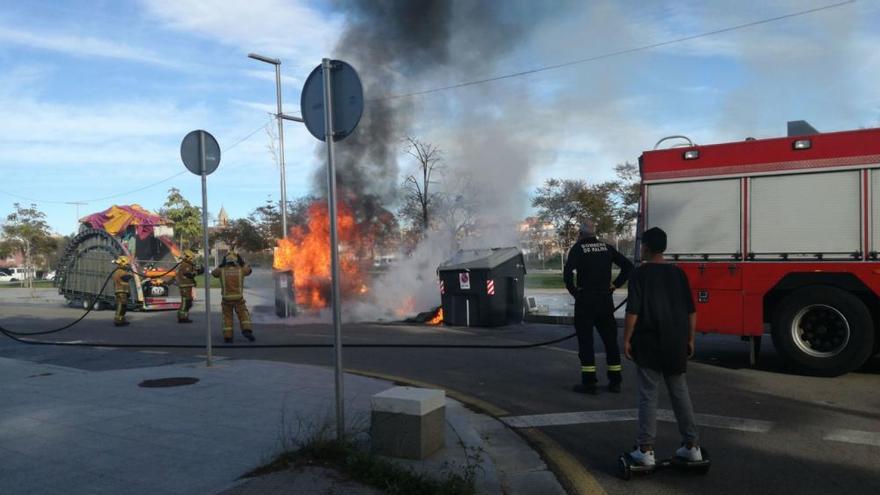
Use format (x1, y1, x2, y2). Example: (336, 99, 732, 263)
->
(242, 69, 301, 87)
(229, 98, 276, 115)
(0, 26, 182, 68)
(140, 0, 342, 74)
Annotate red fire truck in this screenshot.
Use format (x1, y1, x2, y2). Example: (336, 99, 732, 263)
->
(639, 122, 880, 376)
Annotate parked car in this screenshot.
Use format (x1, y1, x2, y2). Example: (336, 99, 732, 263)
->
(44, 270, 56, 281)
(0, 268, 13, 283)
(5, 267, 36, 281)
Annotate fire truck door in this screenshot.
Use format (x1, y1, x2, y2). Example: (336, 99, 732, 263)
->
(680, 263, 743, 335)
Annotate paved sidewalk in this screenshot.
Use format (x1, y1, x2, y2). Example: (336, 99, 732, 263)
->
(0, 357, 565, 494)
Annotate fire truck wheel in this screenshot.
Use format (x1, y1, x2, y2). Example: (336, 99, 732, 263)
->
(772, 286, 874, 377)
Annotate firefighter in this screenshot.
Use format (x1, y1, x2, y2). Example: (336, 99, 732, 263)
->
(111, 256, 133, 327)
(211, 250, 255, 343)
(564, 221, 634, 394)
(176, 250, 204, 323)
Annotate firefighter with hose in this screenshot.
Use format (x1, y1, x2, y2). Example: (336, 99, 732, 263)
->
(564, 220, 634, 394)
(212, 249, 255, 343)
(111, 256, 134, 327)
(175, 250, 204, 324)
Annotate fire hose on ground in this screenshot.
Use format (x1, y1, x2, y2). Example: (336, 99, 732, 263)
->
(0, 269, 628, 350)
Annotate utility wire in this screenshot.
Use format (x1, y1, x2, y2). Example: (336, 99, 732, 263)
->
(374, 0, 856, 101)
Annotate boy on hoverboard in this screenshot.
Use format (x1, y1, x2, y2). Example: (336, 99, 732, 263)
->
(622, 227, 704, 470)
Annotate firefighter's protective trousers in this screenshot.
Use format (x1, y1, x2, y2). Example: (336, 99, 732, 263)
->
(574, 292, 622, 385)
(176, 260, 203, 322)
(114, 292, 128, 324)
(111, 267, 131, 325)
(178, 286, 193, 321)
(221, 300, 252, 339)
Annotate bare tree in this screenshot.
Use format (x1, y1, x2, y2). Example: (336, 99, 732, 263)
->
(401, 137, 443, 233)
(434, 172, 478, 251)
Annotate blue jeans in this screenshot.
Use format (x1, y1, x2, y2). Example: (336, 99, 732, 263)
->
(637, 366, 699, 447)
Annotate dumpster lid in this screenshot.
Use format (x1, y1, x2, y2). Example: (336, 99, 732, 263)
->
(438, 247, 524, 271)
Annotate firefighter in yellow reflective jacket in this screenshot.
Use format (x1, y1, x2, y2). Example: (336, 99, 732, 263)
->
(111, 256, 133, 327)
(211, 250, 254, 343)
(176, 250, 204, 323)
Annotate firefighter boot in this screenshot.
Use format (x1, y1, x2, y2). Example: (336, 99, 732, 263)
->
(608, 364, 623, 393)
(572, 366, 598, 395)
(243, 330, 255, 342)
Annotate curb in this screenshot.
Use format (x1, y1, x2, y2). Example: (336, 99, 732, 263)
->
(347, 368, 607, 495)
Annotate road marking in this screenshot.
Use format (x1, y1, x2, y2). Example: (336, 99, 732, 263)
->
(503, 409, 774, 433)
(504, 409, 636, 428)
(194, 355, 227, 361)
(823, 429, 880, 447)
(138, 350, 168, 355)
(680, 411, 773, 433)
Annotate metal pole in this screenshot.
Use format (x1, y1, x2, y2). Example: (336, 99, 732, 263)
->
(322, 58, 344, 441)
(199, 130, 213, 367)
(274, 63, 290, 318)
(275, 63, 289, 238)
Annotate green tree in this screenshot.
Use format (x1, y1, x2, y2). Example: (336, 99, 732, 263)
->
(216, 218, 267, 253)
(249, 199, 283, 245)
(160, 188, 202, 248)
(2, 203, 56, 287)
(531, 179, 617, 249)
(610, 162, 640, 234)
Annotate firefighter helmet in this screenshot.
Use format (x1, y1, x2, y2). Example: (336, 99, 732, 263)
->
(180, 249, 196, 262)
(223, 249, 237, 264)
(113, 256, 130, 267)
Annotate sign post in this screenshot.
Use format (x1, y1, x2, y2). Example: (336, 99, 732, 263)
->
(322, 58, 345, 441)
(301, 58, 363, 441)
(180, 130, 221, 367)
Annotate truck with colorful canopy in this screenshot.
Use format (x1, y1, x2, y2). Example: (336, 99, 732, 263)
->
(55, 205, 183, 311)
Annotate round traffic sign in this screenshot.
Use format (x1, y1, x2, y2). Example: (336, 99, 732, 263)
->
(300, 60, 364, 142)
(180, 130, 221, 176)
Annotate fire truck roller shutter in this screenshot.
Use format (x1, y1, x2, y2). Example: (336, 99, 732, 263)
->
(870, 169, 880, 253)
(646, 179, 741, 258)
(771, 285, 874, 376)
(751, 171, 861, 257)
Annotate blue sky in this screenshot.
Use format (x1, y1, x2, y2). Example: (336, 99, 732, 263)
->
(1, 0, 878, 234)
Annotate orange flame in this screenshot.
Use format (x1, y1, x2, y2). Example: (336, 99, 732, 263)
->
(426, 307, 443, 325)
(273, 201, 368, 309)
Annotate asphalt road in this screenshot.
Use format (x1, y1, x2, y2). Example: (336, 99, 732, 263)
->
(1, 292, 879, 495)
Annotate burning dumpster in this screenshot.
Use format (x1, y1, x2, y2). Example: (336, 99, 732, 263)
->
(437, 247, 526, 327)
(273, 269, 297, 317)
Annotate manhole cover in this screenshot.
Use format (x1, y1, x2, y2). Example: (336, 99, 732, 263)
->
(138, 377, 200, 388)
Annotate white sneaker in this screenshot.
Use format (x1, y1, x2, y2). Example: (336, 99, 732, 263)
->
(628, 447, 656, 467)
(675, 445, 703, 462)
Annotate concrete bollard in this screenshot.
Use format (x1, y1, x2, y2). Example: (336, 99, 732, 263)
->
(371, 386, 446, 460)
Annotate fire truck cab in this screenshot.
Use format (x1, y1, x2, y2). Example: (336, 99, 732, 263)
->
(639, 122, 880, 376)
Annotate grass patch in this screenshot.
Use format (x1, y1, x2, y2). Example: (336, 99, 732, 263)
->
(525, 273, 565, 289)
(0, 281, 54, 289)
(246, 428, 479, 495)
(525, 270, 626, 290)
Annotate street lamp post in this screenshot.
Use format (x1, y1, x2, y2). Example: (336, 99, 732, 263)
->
(248, 53, 292, 239)
(249, 53, 306, 319)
